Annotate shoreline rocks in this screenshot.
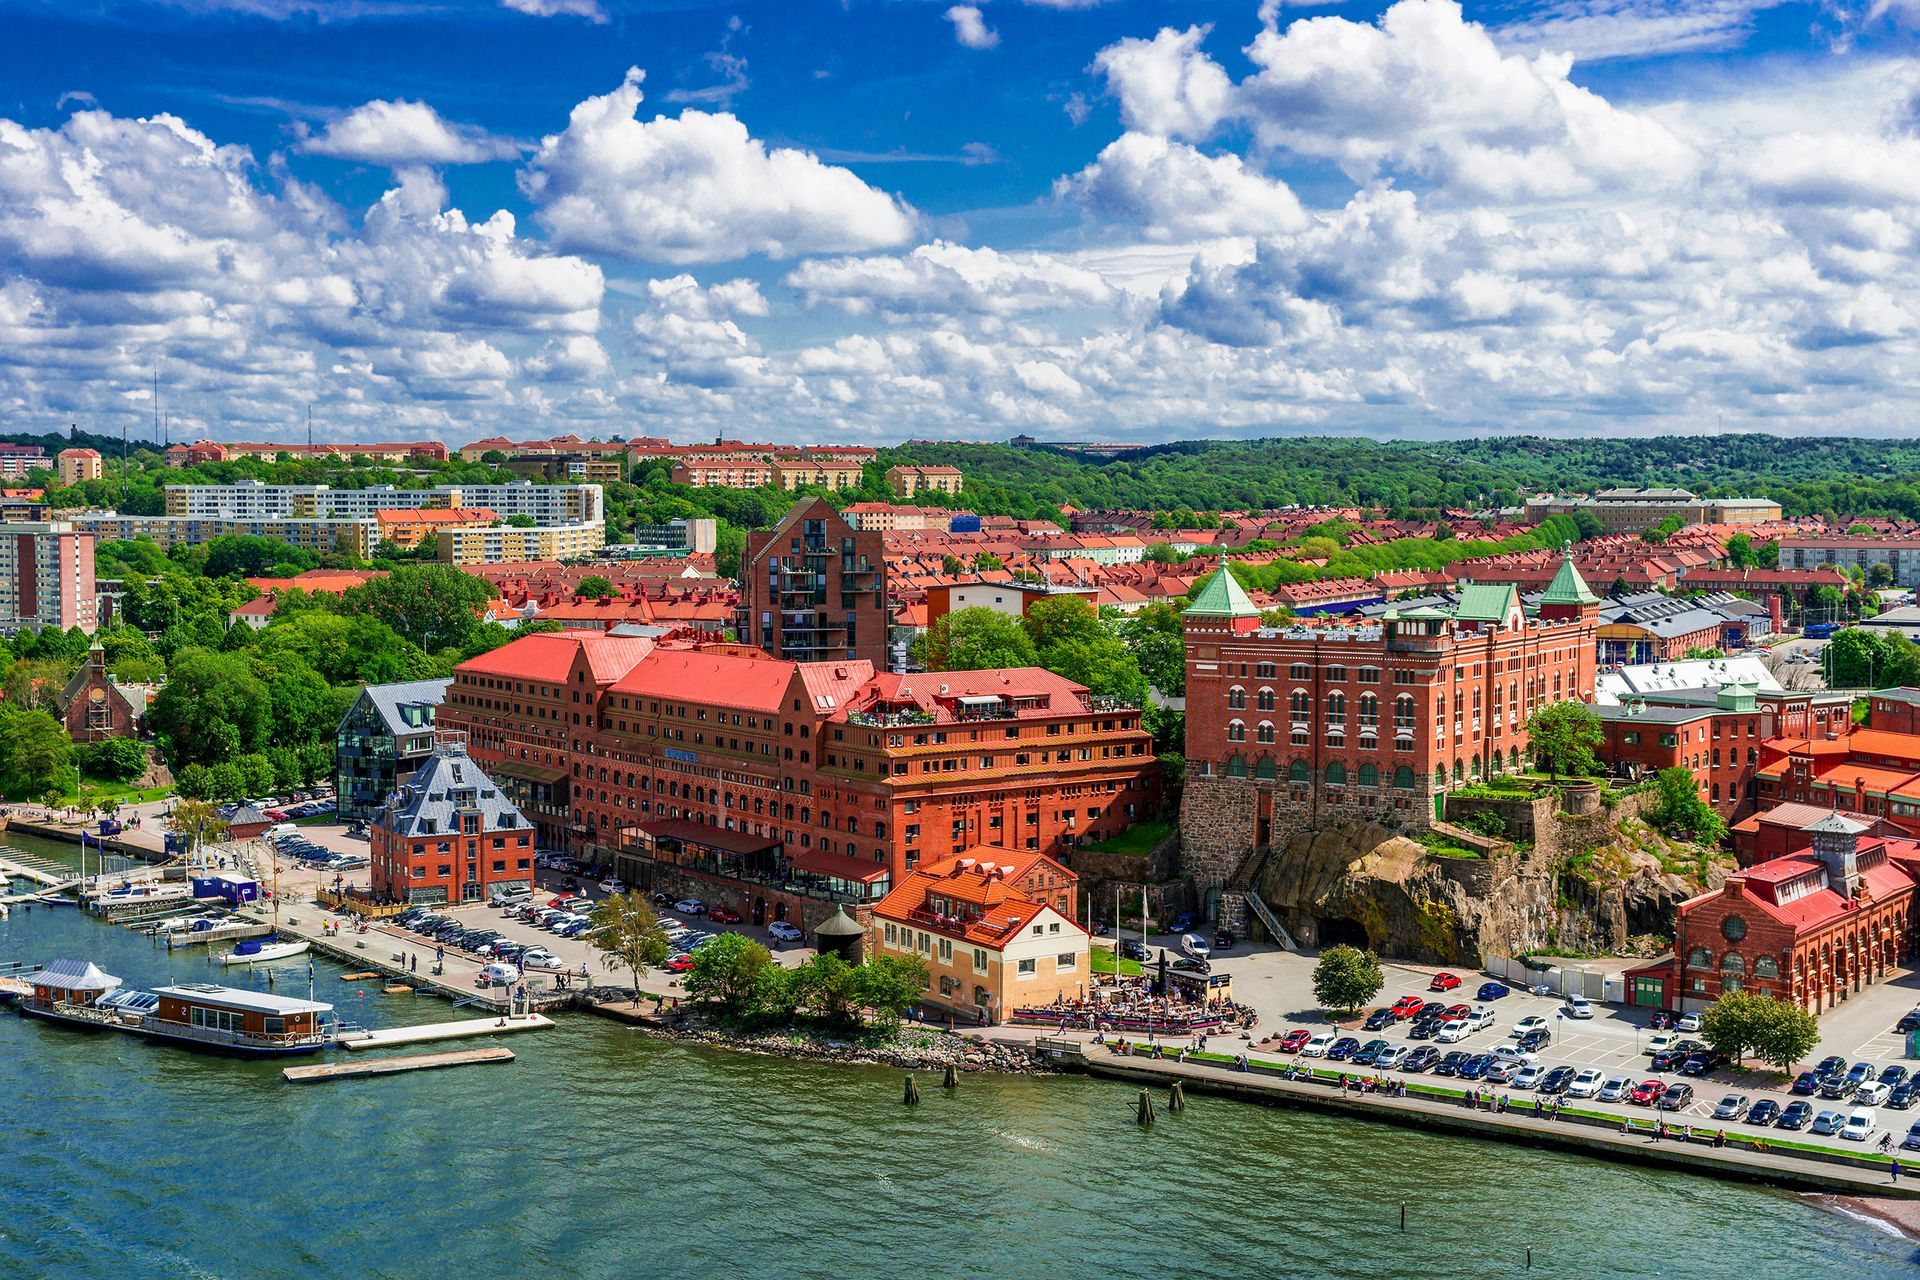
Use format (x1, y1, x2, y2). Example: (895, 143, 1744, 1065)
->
(591, 1002, 1054, 1075)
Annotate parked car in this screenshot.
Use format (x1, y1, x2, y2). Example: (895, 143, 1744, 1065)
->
(1326, 1037, 1362, 1062)
(1776, 1101, 1814, 1130)
(1565, 996, 1594, 1020)
(1820, 1075, 1859, 1101)
(1457, 1054, 1494, 1081)
(1630, 1080, 1668, 1105)
(1415, 1001, 1448, 1021)
(1648, 1010, 1677, 1030)
(519, 948, 562, 969)
(1539, 1067, 1578, 1096)
(1485, 1059, 1520, 1084)
(1511, 1015, 1550, 1037)
(674, 899, 708, 916)
(1679, 1051, 1726, 1077)
(1391, 995, 1426, 1019)
(1712, 1094, 1750, 1120)
(1444, 1003, 1472, 1021)
(767, 921, 803, 943)
(1300, 1033, 1334, 1058)
(1815, 1055, 1848, 1077)
(1171, 956, 1210, 975)
(1432, 1051, 1468, 1076)
(1676, 1012, 1702, 1032)
(1881, 1065, 1910, 1088)
(1118, 939, 1152, 963)
(1811, 1109, 1848, 1136)
(1790, 1072, 1822, 1096)
(476, 962, 520, 987)
(1856, 1082, 1893, 1108)
(1512, 1064, 1546, 1091)
(1401, 1047, 1440, 1073)
(1848, 1061, 1879, 1089)
(1180, 933, 1212, 960)
(665, 953, 696, 973)
(1891, 1081, 1920, 1111)
(1436, 1020, 1472, 1044)
(1657, 1083, 1695, 1111)
(1212, 929, 1237, 951)
(1596, 1075, 1632, 1103)
(1567, 1069, 1605, 1099)
(1375, 1044, 1412, 1070)
(1646, 1032, 1679, 1057)
(1747, 1099, 1783, 1126)
(1515, 1028, 1552, 1053)
(1896, 1009, 1920, 1034)
(1466, 1007, 1496, 1032)
(1429, 972, 1461, 991)
(1167, 912, 1197, 935)
(1364, 1008, 1398, 1032)
(1477, 982, 1510, 1001)
(1902, 1121, 1920, 1152)
(1278, 1029, 1312, 1054)
(708, 907, 742, 924)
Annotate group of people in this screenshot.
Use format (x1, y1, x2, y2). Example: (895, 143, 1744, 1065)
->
(1031, 985, 1244, 1037)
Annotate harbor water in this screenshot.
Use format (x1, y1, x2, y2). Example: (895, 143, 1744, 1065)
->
(2, 834, 1916, 1279)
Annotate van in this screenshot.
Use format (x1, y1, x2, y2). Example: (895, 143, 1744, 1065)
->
(476, 962, 521, 987)
(267, 823, 298, 838)
(1842, 1108, 1878, 1142)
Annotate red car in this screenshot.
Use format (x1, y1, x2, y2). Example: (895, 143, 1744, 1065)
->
(1390, 995, 1425, 1019)
(665, 954, 696, 973)
(1444, 1003, 1472, 1020)
(1630, 1080, 1667, 1105)
(707, 907, 742, 924)
(1278, 1029, 1312, 1054)
(1429, 972, 1461, 992)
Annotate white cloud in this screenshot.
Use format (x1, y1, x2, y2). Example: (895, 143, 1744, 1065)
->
(787, 241, 1116, 317)
(499, 0, 607, 21)
(299, 99, 518, 167)
(1092, 25, 1234, 141)
(1056, 133, 1307, 241)
(1493, 2, 1787, 62)
(520, 68, 919, 263)
(945, 5, 999, 50)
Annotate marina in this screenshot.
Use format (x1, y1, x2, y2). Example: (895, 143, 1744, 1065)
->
(17, 957, 334, 1056)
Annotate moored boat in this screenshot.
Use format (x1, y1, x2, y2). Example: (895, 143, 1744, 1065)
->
(19, 957, 334, 1055)
(220, 938, 311, 965)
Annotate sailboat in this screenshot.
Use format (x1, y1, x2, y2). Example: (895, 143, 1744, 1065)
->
(218, 834, 309, 965)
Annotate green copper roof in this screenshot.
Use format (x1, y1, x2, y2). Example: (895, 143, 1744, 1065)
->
(1396, 605, 1453, 620)
(1541, 549, 1600, 606)
(1455, 582, 1519, 623)
(1184, 559, 1260, 618)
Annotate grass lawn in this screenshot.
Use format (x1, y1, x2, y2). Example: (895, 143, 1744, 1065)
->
(1081, 818, 1173, 857)
(63, 777, 171, 807)
(1092, 946, 1144, 977)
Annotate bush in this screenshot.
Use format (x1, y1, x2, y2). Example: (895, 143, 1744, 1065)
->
(77, 738, 148, 783)
(1456, 810, 1508, 838)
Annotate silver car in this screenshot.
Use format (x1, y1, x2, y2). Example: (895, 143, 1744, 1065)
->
(1596, 1075, 1632, 1103)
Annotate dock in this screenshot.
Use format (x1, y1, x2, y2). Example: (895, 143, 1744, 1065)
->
(335, 1013, 554, 1050)
(167, 922, 273, 949)
(0, 848, 71, 886)
(283, 1046, 516, 1082)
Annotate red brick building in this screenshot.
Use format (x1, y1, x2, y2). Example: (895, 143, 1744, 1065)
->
(1730, 800, 1892, 867)
(739, 497, 888, 668)
(370, 738, 537, 904)
(1626, 814, 1920, 1015)
(1754, 725, 1920, 835)
(1182, 553, 1598, 835)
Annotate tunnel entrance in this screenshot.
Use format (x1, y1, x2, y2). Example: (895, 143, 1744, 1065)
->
(1316, 916, 1371, 949)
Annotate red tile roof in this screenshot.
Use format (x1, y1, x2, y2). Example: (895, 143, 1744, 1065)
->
(457, 630, 654, 685)
(610, 647, 794, 712)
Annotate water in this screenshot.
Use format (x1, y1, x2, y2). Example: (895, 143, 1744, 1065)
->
(2, 832, 1916, 1279)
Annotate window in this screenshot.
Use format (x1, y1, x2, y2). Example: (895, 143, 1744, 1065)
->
(1289, 663, 1310, 680)
(1288, 759, 1309, 783)
(1226, 755, 1248, 778)
(1227, 686, 1246, 710)
(1719, 952, 1745, 975)
(1393, 765, 1415, 790)
(1752, 955, 1779, 980)
(1016, 958, 1037, 976)
(1256, 722, 1276, 744)
(1057, 952, 1078, 970)
(1358, 762, 1379, 787)
(1226, 720, 1247, 742)
(1325, 761, 1347, 786)
(1290, 691, 1311, 723)
(1358, 666, 1380, 684)
(1686, 947, 1712, 970)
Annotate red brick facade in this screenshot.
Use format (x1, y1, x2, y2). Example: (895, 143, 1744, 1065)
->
(739, 497, 888, 667)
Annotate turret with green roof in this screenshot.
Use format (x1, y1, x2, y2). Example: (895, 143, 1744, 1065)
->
(1183, 556, 1260, 629)
(1539, 543, 1599, 621)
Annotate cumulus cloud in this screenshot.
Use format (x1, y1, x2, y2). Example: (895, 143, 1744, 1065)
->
(1092, 25, 1234, 140)
(945, 5, 999, 50)
(299, 99, 519, 167)
(1056, 133, 1308, 240)
(499, 0, 607, 21)
(520, 68, 919, 263)
(787, 241, 1115, 317)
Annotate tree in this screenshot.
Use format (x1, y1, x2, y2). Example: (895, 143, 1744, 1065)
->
(1643, 515, 1686, 543)
(1313, 945, 1384, 1014)
(1699, 990, 1819, 1070)
(1570, 510, 1605, 542)
(1123, 602, 1187, 697)
(1525, 700, 1602, 780)
(852, 954, 930, 1028)
(799, 953, 860, 1025)
(343, 563, 499, 654)
(169, 798, 228, 858)
(148, 649, 270, 768)
(588, 891, 670, 998)
(175, 763, 215, 800)
(203, 534, 317, 579)
(77, 738, 147, 783)
(921, 607, 1038, 671)
(1648, 765, 1727, 845)
(976, 552, 1004, 571)
(684, 932, 773, 1015)
(575, 575, 616, 600)
(0, 705, 76, 800)
(1825, 628, 1920, 690)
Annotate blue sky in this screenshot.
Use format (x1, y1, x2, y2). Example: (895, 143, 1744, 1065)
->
(1, 0, 1918, 446)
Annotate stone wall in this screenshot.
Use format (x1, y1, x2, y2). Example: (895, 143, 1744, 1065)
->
(1179, 772, 1258, 890)
(1442, 793, 1558, 845)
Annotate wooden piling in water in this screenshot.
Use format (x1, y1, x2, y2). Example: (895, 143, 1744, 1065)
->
(904, 1075, 921, 1106)
(943, 1062, 958, 1089)
(1137, 1088, 1155, 1126)
(1169, 1081, 1186, 1112)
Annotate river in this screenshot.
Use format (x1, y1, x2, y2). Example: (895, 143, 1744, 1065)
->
(1, 832, 1914, 1279)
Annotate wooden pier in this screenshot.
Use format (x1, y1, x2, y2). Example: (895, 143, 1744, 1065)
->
(167, 922, 273, 949)
(335, 1013, 554, 1050)
(282, 1046, 516, 1083)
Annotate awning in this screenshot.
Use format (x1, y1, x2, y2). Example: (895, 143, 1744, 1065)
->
(493, 759, 569, 785)
(628, 818, 779, 857)
(34, 957, 121, 992)
(785, 848, 890, 884)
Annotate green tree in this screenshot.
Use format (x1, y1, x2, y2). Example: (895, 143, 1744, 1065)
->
(684, 932, 774, 1015)
(1525, 700, 1603, 780)
(343, 563, 499, 654)
(236, 752, 278, 797)
(799, 953, 860, 1025)
(575, 575, 617, 600)
(976, 552, 1004, 571)
(208, 761, 247, 802)
(852, 954, 930, 1028)
(920, 607, 1038, 671)
(0, 705, 76, 800)
(1312, 944, 1384, 1015)
(1570, 510, 1605, 542)
(1700, 989, 1820, 1070)
(1648, 765, 1727, 845)
(1747, 997, 1822, 1072)
(588, 891, 670, 998)
(1643, 515, 1686, 543)
(149, 649, 270, 768)
(175, 763, 215, 800)
(169, 798, 228, 858)
(77, 738, 147, 783)
(1123, 602, 1187, 697)
(203, 534, 318, 579)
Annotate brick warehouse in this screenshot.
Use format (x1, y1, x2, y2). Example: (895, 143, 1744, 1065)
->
(1180, 552, 1598, 890)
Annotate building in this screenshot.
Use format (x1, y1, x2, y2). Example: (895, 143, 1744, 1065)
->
(670, 459, 775, 489)
(1181, 553, 1598, 869)
(1524, 488, 1782, 535)
(503, 452, 626, 484)
(739, 497, 888, 667)
(73, 512, 378, 561)
(0, 489, 46, 521)
(375, 506, 499, 552)
(370, 737, 537, 904)
(433, 519, 605, 565)
(887, 465, 964, 499)
(1754, 725, 1920, 830)
(165, 479, 602, 527)
(842, 503, 960, 533)
(1731, 800, 1893, 867)
(869, 853, 1089, 1024)
(771, 457, 865, 491)
(922, 578, 1099, 631)
(55, 448, 102, 486)
(1596, 592, 1760, 665)
(335, 678, 454, 821)
(56, 643, 151, 742)
(1781, 535, 1920, 588)
(458, 434, 664, 464)
(1626, 815, 1919, 1015)
(0, 444, 49, 478)
(165, 439, 449, 467)
(0, 521, 98, 634)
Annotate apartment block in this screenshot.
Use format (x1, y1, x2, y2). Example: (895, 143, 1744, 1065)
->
(738, 497, 888, 667)
(0, 521, 98, 634)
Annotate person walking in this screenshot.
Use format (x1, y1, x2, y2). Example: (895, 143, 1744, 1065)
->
(1893, 1158, 1902, 1185)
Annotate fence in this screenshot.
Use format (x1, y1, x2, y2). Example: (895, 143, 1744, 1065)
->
(315, 889, 406, 920)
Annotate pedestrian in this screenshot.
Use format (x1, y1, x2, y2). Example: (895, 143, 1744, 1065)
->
(1534, 1098, 1543, 1117)
(1894, 1158, 1902, 1185)
(1620, 1116, 1630, 1135)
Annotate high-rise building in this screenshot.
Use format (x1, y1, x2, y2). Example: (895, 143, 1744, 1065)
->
(55, 448, 103, 486)
(739, 497, 887, 667)
(0, 521, 98, 634)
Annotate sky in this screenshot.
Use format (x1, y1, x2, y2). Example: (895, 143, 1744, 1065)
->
(2, 0, 1919, 448)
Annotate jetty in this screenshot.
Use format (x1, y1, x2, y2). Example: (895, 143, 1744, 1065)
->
(335, 1013, 554, 1050)
(167, 922, 273, 950)
(283, 1046, 516, 1083)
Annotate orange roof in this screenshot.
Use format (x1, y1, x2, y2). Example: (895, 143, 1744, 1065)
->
(457, 630, 654, 685)
(244, 569, 382, 595)
(873, 857, 1076, 949)
(611, 647, 794, 713)
(374, 507, 499, 527)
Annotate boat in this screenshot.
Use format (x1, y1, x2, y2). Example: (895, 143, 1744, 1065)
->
(220, 938, 311, 965)
(18, 958, 334, 1055)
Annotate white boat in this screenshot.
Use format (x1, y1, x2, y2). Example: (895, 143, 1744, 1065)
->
(219, 938, 311, 965)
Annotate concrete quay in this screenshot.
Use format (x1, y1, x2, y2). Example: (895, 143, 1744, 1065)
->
(285, 1047, 516, 1082)
(337, 1014, 554, 1050)
(1047, 1039, 1920, 1201)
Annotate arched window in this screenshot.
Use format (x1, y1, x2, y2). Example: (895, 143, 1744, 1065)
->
(1470, 755, 1482, 779)
(1255, 662, 1276, 679)
(1395, 696, 1415, 732)
(1227, 686, 1245, 710)
(1255, 757, 1277, 780)
(1226, 755, 1248, 778)
(1326, 761, 1347, 786)
(1395, 765, 1416, 790)
(1453, 760, 1464, 783)
(1256, 722, 1276, 744)
(1359, 694, 1379, 729)
(1290, 691, 1311, 723)
(1256, 688, 1275, 712)
(1328, 692, 1347, 725)
(1687, 947, 1712, 970)
(1358, 762, 1379, 787)
(1226, 720, 1246, 742)
(1433, 767, 1445, 789)
(1507, 746, 1519, 771)
(1290, 663, 1311, 680)
(1753, 956, 1779, 980)
(1288, 759, 1310, 783)
(1720, 953, 1745, 975)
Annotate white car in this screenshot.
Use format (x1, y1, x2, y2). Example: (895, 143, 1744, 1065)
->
(476, 962, 521, 987)
(1436, 1020, 1472, 1044)
(1512, 1064, 1546, 1090)
(518, 948, 562, 969)
(1490, 1046, 1539, 1069)
(1842, 1108, 1878, 1142)
(1301, 1033, 1335, 1058)
(1567, 1068, 1606, 1099)
(1597, 1075, 1632, 1103)
(1857, 1082, 1893, 1107)
(1467, 1007, 1496, 1032)
(1677, 1012, 1703, 1032)
(1511, 1015, 1550, 1037)
(1565, 997, 1594, 1019)
(1646, 1032, 1678, 1057)
(599, 878, 625, 894)
(767, 920, 804, 942)
(674, 898, 707, 915)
